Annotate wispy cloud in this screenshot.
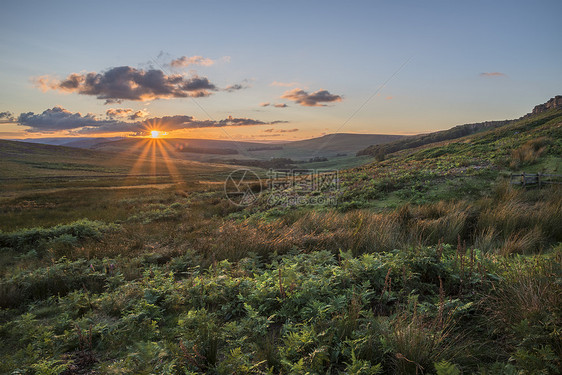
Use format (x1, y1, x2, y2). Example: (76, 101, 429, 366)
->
(169, 55, 214, 68)
(281, 88, 342, 107)
(224, 80, 251, 92)
(263, 128, 298, 133)
(479, 72, 507, 77)
(271, 81, 300, 87)
(260, 102, 288, 108)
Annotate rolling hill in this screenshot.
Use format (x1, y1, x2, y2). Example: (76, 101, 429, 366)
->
(357, 95, 562, 160)
(0, 139, 237, 196)
(336, 100, 562, 208)
(12, 133, 406, 163)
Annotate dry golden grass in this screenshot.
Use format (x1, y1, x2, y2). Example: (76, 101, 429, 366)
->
(510, 137, 550, 169)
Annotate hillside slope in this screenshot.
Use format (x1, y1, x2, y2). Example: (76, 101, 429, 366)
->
(0, 140, 126, 179)
(357, 119, 511, 159)
(0, 139, 235, 195)
(337, 107, 562, 207)
(358, 96, 562, 160)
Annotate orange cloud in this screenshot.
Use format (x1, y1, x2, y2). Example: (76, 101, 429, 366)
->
(271, 81, 300, 87)
(169, 55, 214, 68)
(480, 72, 507, 77)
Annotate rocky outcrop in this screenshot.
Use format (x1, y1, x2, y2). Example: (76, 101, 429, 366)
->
(532, 96, 562, 114)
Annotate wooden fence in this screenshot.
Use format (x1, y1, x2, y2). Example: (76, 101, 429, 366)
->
(509, 172, 562, 187)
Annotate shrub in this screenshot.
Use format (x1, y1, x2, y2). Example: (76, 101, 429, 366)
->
(0, 219, 117, 254)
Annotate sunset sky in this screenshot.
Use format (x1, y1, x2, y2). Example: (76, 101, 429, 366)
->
(1, 0, 561, 140)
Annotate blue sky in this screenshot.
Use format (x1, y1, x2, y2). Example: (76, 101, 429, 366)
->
(1, 0, 560, 140)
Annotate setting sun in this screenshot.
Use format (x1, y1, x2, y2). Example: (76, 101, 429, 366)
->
(150, 130, 160, 138)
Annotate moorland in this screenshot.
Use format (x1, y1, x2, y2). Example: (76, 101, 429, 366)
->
(0, 99, 560, 374)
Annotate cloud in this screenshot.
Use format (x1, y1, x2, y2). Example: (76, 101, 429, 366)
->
(281, 88, 342, 107)
(169, 55, 214, 68)
(15, 106, 287, 135)
(106, 108, 149, 120)
(79, 115, 287, 135)
(18, 106, 123, 132)
(224, 82, 251, 92)
(260, 103, 288, 108)
(0, 111, 16, 123)
(263, 128, 298, 133)
(480, 72, 507, 77)
(34, 66, 218, 103)
(271, 81, 300, 87)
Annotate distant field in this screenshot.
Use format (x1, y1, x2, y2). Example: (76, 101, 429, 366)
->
(0, 139, 244, 198)
(39, 133, 405, 163)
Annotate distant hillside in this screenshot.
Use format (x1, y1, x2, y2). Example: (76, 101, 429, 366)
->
(0, 139, 126, 179)
(13, 137, 123, 147)
(358, 96, 562, 159)
(61, 137, 125, 148)
(283, 133, 404, 156)
(85, 133, 405, 162)
(357, 120, 512, 159)
(0, 139, 232, 181)
(89, 138, 268, 161)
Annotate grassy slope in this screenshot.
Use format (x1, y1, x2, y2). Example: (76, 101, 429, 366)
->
(0, 139, 238, 197)
(0, 139, 127, 178)
(336, 108, 562, 208)
(357, 118, 513, 157)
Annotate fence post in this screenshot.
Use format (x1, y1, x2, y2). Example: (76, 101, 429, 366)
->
(538, 172, 541, 188)
(522, 172, 525, 187)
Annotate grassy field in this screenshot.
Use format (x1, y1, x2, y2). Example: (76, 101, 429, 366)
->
(0, 110, 561, 374)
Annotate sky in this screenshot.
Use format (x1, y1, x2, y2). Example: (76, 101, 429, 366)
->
(0, 0, 561, 141)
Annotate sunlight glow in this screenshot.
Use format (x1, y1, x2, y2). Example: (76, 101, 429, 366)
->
(151, 130, 160, 138)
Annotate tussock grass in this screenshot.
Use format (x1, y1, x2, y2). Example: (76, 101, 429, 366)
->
(197, 184, 561, 262)
(484, 253, 562, 370)
(510, 137, 550, 169)
(384, 309, 461, 374)
(203, 184, 559, 260)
